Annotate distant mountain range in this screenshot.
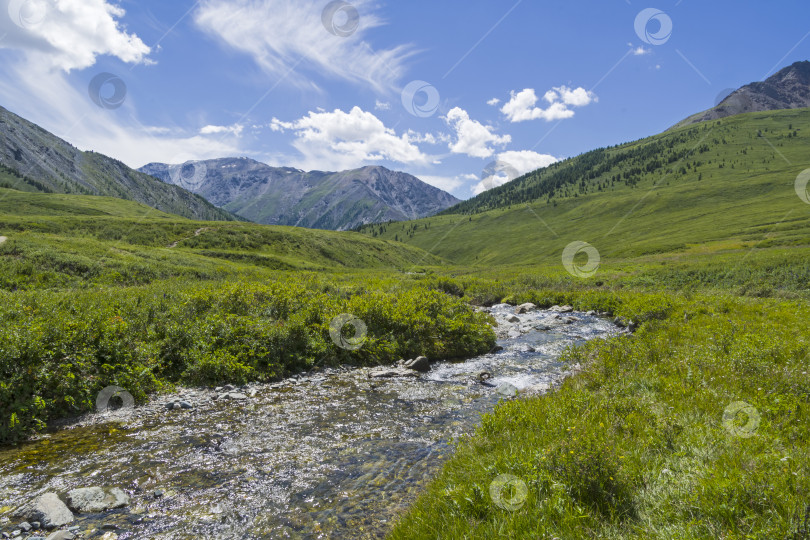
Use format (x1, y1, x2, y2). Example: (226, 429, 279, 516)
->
(0, 106, 236, 221)
(672, 60, 810, 129)
(139, 158, 460, 230)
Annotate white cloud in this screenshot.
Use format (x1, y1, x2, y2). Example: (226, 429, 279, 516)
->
(374, 100, 391, 111)
(472, 150, 558, 196)
(444, 107, 511, 159)
(0, 0, 151, 72)
(501, 86, 597, 123)
(270, 106, 430, 170)
(195, 0, 412, 93)
(417, 174, 476, 194)
(631, 46, 651, 56)
(487, 97, 500, 106)
(200, 124, 244, 136)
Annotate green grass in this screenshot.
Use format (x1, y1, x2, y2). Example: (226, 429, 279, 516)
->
(389, 277, 810, 539)
(0, 109, 809, 537)
(360, 109, 810, 266)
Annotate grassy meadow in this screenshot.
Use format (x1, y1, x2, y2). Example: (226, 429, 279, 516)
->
(0, 109, 808, 538)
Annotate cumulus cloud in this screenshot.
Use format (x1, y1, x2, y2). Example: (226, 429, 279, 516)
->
(195, 0, 412, 93)
(200, 124, 244, 136)
(487, 97, 500, 106)
(270, 106, 430, 170)
(472, 150, 558, 195)
(444, 107, 511, 159)
(0, 0, 151, 72)
(501, 86, 597, 123)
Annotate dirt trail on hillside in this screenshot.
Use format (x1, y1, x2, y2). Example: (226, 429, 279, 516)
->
(167, 227, 208, 249)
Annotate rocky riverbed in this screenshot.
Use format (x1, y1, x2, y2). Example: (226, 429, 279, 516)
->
(0, 304, 623, 539)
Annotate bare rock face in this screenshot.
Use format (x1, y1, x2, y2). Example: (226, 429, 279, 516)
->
(66, 487, 129, 513)
(672, 60, 810, 129)
(18, 492, 74, 529)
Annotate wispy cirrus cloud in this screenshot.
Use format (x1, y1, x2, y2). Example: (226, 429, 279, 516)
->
(195, 0, 414, 93)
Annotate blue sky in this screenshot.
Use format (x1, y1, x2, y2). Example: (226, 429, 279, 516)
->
(0, 0, 808, 199)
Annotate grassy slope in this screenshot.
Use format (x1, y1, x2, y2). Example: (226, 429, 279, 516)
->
(0, 188, 443, 290)
(361, 109, 810, 265)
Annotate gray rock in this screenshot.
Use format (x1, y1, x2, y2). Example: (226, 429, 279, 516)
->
(223, 384, 236, 392)
(10, 531, 19, 538)
(368, 367, 420, 379)
(18, 522, 31, 532)
(550, 305, 574, 313)
(404, 356, 430, 372)
(164, 402, 176, 410)
(178, 401, 193, 409)
(495, 383, 519, 397)
(19, 493, 73, 529)
(516, 302, 537, 314)
(45, 531, 75, 540)
(2, 533, 9, 539)
(31, 522, 40, 529)
(65, 487, 129, 513)
(222, 392, 248, 400)
(506, 315, 520, 323)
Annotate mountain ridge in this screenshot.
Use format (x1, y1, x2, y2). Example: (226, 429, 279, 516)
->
(671, 60, 810, 129)
(139, 158, 460, 231)
(0, 105, 237, 221)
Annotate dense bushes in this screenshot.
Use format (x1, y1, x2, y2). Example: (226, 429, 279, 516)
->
(0, 275, 494, 443)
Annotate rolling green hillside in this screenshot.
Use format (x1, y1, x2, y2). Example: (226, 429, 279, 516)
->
(360, 109, 810, 265)
(0, 188, 442, 290)
(0, 105, 237, 221)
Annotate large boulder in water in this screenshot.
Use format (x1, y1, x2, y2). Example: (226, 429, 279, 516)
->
(17, 492, 73, 529)
(66, 487, 129, 513)
(404, 356, 430, 372)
